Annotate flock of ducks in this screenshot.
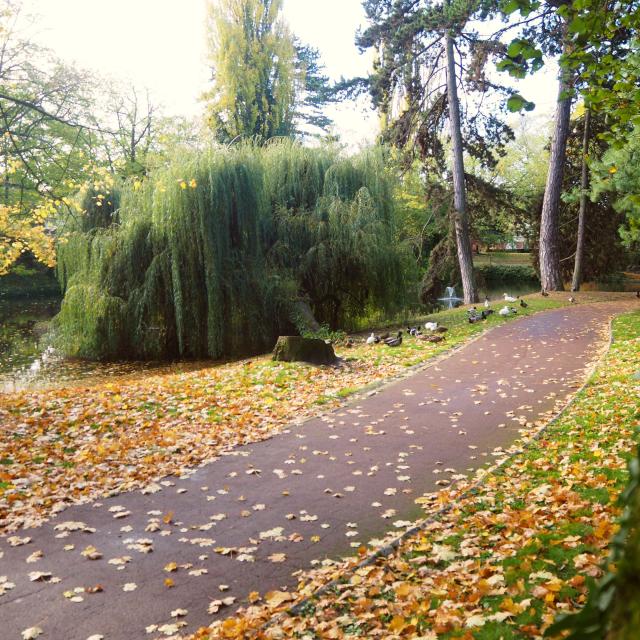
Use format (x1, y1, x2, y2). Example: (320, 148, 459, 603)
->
(365, 321, 448, 348)
(354, 288, 638, 351)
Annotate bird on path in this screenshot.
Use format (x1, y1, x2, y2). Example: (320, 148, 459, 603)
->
(385, 331, 402, 347)
(569, 296, 576, 304)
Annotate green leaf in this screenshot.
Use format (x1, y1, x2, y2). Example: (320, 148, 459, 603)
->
(506, 94, 535, 112)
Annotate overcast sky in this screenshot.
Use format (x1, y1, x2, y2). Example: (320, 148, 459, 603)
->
(20, 0, 558, 145)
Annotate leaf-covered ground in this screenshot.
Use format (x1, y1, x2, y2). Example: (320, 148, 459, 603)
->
(2, 295, 584, 533)
(189, 307, 640, 639)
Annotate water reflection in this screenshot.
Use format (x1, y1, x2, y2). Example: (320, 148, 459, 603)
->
(0, 299, 211, 393)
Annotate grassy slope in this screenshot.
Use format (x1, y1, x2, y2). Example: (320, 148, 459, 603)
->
(195, 305, 640, 640)
(474, 252, 532, 266)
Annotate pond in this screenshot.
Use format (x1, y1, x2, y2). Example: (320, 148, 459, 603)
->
(0, 298, 207, 393)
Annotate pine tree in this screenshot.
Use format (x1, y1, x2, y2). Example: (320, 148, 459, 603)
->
(358, 0, 514, 304)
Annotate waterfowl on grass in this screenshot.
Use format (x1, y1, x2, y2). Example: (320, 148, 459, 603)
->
(421, 334, 445, 343)
(366, 332, 377, 345)
(541, 289, 549, 297)
(484, 297, 490, 308)
(568, 296, 576, 304)
(379, 331, 390, 341)
(503, 293, 517, 302)
(424, 321, 438, 332)
(385, 331, 403, 347)
(519, 299, 528, 308)
(499, 306, 512, 317)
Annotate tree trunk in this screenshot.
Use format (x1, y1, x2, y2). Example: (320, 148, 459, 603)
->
(539, 60, 573, 291)
(445, 33, 477, 304)
(272, 336, 336, 365)
(571, 107, 590, 292)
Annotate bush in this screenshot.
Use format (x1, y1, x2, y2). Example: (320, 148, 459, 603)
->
(475, 263, 539, 285)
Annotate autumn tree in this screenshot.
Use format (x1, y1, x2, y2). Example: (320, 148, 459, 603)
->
(0, 1, 96, 273)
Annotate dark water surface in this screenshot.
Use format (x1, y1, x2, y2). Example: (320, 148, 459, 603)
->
(0, 298, 207, 393)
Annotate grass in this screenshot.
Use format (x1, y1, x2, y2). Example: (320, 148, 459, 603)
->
(474, 251, 532, 266)
(193, 300, 640, 640)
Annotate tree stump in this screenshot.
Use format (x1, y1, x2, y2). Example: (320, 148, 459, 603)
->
(272, 336, 336, 365)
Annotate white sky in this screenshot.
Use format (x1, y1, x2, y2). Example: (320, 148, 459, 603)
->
(20, 0, 558, 146)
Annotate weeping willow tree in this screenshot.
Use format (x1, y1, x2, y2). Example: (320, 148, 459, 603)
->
(54, 141, 414, 361)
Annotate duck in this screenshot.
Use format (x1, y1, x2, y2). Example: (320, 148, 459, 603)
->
(379, 331, 390, 341)
(519, 299, 528, 308)
(568, 296, 576, 304)
(436, 326, 448, 333)
(468, 314, 482, 324)
(484, 297, 490, 308)
(366, 332, 377, 345)
(499, 306, 511, 316)
(483, 308, 494, 316)
(407, 326, 421, 336)
(541, 289, 549, 297)
(503, 293, 517, 302)
(424, 321, 438, 332)
(420, 334, 445, 343)
(385, 331, 402, 347)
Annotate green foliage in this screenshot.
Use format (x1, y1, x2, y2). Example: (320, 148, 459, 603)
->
(475, 263, 538, 284)
(202, 0, 335, 141)
(203, 0, 296, 141)
(591, 121, 640, 248)
(54, 141, 415, 361)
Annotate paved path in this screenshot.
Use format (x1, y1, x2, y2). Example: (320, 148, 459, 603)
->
(0, 302, 633, 640)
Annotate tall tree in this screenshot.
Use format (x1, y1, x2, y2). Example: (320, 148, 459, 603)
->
(571, 105, 589, 291)
(203, 0, 335, 142)
(498, 0, 640, 290)
(358, 0, 514, 303)
(203, 0, 296, 142)
(445, 33, 476, 303)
